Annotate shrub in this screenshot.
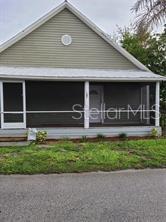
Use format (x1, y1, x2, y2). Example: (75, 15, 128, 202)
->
(151, 128, 159, 138)
(81, 136, 88, 142)
(36, 131, 48, 144)
(97, 134, 106, 140)
(119, 133, 128, 140)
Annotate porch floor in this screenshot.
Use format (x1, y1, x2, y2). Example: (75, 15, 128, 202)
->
(0, 126, 161, 140)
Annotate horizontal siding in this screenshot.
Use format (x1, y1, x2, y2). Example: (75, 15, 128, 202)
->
(0, 9, 138, 69)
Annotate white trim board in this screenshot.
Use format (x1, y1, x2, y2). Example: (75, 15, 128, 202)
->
(0, 1, 149, 72)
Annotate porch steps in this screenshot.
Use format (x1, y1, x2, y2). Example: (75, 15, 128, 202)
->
(0, 129, 27, 142)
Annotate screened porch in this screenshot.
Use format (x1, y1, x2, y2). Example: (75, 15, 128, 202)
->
(0, 80, 160, 129)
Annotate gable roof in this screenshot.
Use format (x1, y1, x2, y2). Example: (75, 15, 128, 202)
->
(0, 1, 149, 71)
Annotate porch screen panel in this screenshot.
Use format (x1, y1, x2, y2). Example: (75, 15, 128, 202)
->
(103, 83, 151, 125)
(26, 81, 84, 127)
(3, 83, 23, 123)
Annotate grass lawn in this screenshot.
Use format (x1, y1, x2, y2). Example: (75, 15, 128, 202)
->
(0, 139, 166, 174)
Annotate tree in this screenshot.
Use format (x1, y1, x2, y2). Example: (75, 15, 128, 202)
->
(132, 0, 166, 34)
(120, 26, 166, 110)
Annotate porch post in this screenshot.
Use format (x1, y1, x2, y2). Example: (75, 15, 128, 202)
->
(146, 85, 150, 125)
(23, 81, 26, 129)
(155, 81, 160, 127)
(84, 81, 89, 129)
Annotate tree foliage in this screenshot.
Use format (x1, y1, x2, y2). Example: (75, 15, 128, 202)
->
(132, 0, 166, 34)
(120, 26, 166, 109)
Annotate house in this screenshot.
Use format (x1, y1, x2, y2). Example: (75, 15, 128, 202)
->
(0, 1, 165, 139)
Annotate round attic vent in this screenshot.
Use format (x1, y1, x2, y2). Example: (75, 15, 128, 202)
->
(61, 34, 72, 46)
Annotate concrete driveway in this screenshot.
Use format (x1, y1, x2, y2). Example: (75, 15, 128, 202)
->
(0, 169, 166, 222)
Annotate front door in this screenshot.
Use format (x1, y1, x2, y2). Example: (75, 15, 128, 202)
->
(90, 85, 103, 123)
(1, 82, 26, 129)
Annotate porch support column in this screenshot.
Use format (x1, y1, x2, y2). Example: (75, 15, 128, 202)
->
(23, 81, 26, 129)
(84, 81, 90, 129)
(146, 85, 150, 125)
(155, 81, 160, 127)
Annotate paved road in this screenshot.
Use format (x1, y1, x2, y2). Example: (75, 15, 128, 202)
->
(0, 169, 166, 222)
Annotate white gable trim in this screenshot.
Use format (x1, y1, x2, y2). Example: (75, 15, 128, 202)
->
(0, 2, 149, 71)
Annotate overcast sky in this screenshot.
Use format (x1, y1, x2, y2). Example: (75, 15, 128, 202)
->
(0, 0, 163, 45)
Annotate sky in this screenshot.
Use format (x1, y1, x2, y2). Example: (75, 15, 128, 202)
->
(0, 0, 163, 45)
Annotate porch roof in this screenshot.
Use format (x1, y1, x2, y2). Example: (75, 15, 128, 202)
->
(0, 66, 165, 82)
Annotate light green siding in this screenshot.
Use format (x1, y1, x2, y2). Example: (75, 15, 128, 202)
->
(0, 9, 138, 69)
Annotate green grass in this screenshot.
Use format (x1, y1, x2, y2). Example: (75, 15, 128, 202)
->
(0, 139, 166, 174)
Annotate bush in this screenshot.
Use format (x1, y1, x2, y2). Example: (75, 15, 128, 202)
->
(97, 134, 106, 140)
(119, 133, 128, 140)
(81, 136, 88, 142)
(36, 131, 48, 144)
(151, 128, 159, 138)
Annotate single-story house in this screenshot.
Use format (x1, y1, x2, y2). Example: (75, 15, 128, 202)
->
(0, 1, 165, 139)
